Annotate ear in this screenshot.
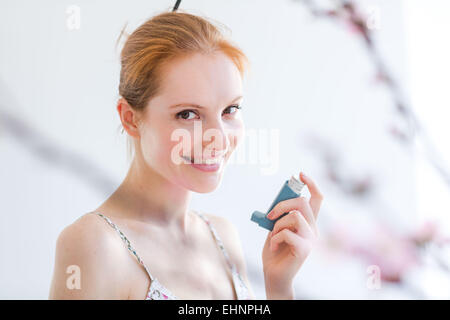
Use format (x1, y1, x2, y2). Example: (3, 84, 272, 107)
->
(117, 98, 140, 138)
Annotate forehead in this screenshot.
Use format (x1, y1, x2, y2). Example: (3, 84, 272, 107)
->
(155, 51, 243, 105)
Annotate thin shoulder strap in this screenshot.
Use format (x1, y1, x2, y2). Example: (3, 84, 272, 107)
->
(194, 211, 252, 300)
(193, 210, 236, 272)
(92, 212, 155, 281)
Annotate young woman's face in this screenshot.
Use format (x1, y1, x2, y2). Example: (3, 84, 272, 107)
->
(137, 51, 245, 193)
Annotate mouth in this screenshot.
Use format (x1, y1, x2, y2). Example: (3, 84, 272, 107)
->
(182, 155, 224, 165)
(181, 155, 224, 173)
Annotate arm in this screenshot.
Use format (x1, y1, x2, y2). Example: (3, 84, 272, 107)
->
(49, 214, 129, 299)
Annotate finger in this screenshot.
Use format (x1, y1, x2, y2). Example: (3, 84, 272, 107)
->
(270, 229, 310, 257)
(300, 172, 323, 219)
(267, 196, 315, 226)
(297, 197, 316, 226)
(272, 210, 315, 239)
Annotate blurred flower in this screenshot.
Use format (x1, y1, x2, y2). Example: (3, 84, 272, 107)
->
(325, 222, 419, 283)
(409, 220, 440, 247)
(324, 219, 450, 285)
(351, 226, 419, 283)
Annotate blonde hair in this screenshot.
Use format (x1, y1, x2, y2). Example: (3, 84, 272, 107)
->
(116, 10, 250, 162)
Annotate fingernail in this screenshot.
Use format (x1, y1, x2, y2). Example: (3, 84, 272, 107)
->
(267, 211, 273, 219)
(301, 172, 308, 179)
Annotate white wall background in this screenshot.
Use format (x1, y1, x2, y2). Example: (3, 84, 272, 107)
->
(1, 0, 448, 299)
(403, 0, 450, 298)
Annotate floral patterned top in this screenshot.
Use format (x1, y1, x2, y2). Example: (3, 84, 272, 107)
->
(94, 210, 252, 300)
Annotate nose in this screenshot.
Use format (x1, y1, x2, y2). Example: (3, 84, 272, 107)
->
(201, 118, 230, 158)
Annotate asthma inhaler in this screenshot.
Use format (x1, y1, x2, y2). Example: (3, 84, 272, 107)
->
(250, 175, 306, 231)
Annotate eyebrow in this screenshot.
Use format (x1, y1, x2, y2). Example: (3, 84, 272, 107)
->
(169, 95, 243, 109)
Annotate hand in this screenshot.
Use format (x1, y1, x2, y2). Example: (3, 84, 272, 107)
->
(262, 172, 323, 299)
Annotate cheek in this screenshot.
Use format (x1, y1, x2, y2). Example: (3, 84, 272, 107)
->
(140, 125, 174, 163)
(229, 120, 245, 149)
(228, 120, 245, 151)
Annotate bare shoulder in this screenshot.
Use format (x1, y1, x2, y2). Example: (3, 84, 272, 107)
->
(201, 213, 240, 246)
(49, 212, 131, 299)
(201, 212, 236, 233)
(201, 212, 240, 262)
(201, 212, 256, 299)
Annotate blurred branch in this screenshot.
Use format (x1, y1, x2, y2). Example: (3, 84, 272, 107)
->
(295, 0, 450, 188)
(293, 0, 450, 297)
(0, 108, 116, 195)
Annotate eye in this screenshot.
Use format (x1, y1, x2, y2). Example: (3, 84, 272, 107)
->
(223, 105, 242, 116)
(175, 110, 198, 120)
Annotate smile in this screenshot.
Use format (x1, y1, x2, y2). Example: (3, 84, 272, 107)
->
(182, 155, 223, 165)
(182, 155, 224, 172)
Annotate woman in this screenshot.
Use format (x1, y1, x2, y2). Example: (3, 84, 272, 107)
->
(49, 10, 323, 300)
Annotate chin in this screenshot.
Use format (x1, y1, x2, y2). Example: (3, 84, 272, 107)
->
(184, 167, 226, 193)
(191, 185, 219, 193)
(188, 174, 223, 193)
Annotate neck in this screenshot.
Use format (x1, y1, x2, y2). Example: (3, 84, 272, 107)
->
(105, 153, 193, 234)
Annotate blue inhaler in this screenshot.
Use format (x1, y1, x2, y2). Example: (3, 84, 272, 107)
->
(250, 175, 306, 231)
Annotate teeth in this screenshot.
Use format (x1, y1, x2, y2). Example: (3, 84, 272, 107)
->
(182, 156, 192, 163)
(182, 156, 222, 165)
(204, 158, 221, 165)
